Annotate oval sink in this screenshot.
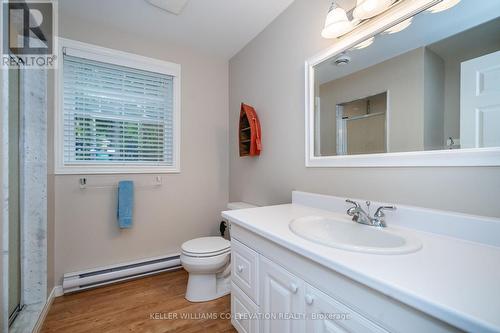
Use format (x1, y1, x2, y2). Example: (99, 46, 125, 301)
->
(289, 216, 422, 255)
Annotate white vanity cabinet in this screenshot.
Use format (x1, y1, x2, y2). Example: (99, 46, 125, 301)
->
(231, 239, 391, 333)
(230, 224, 461, 333)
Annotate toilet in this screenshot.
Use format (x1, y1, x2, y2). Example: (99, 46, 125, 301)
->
(181, 202, 256, 302)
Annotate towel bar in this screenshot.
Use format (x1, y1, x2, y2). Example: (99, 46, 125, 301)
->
(79, 176, 162, 190)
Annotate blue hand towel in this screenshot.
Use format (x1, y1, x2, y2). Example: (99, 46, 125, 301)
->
(117, 180, 134, 229)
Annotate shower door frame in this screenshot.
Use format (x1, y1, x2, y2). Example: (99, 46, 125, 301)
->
(7, 67, 23, 327)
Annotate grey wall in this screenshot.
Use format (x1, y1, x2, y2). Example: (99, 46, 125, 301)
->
(228, 0, 500, 218)
(49, 13, 229, 285)
(423, 48, 445, 150)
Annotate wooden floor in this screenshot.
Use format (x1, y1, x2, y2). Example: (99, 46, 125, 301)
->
(41, 270, 237, 333)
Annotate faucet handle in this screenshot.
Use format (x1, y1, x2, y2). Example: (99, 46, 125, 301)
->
(345, 199, 360, 217)
(346, 199, 360, 207)
(374, 205, 396, 217)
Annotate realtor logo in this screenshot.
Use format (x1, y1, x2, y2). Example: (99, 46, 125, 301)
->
(2, 0, 58, 68)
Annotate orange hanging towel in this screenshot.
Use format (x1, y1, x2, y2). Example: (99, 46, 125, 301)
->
(239, 103, 262, 157)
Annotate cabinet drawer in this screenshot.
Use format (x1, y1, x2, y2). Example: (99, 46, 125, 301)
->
(232, 238, 259, 304)
(232, 283, 260, 333)
(305, 285, 388, 333)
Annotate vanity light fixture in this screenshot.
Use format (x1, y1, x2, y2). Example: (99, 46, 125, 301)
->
(383, 17, 413, 34)
(321, 1, 355, 39)
(426, 0, 461, 13)
(353, 0, 396, 20)
(321, 0, 398, 39)
(351, 36, 375, 50)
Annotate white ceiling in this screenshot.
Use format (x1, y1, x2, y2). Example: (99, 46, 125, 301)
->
(59, 0, 295, 59)
(427, 18, 500, 62)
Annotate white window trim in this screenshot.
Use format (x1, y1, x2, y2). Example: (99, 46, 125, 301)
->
(55, 38, 181, 174)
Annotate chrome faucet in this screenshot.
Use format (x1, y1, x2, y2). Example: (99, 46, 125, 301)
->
(345, 199, 396, 228)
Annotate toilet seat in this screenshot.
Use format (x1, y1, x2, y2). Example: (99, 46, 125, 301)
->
(181, 237, 230, 258)
(182, 248, 230, 258)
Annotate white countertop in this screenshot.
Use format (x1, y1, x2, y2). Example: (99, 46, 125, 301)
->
(223, 203, 500, 333)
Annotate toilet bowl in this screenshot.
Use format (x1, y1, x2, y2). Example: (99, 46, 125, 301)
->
(181, 237, 231, 302)
(181, 202, 257, 302)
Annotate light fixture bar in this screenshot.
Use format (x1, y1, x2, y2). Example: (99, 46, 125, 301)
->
(321, 0, 405, 40)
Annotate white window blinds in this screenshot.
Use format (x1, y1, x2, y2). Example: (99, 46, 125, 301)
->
(62, 52, 174, 166)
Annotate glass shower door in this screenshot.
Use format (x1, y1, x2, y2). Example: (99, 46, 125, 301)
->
(8, 68, 22, 324)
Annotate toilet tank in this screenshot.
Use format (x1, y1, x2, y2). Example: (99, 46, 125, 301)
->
(223, 202, 257, 239)
(227, 202, 257, 210)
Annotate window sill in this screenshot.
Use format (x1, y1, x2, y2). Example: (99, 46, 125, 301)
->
(54, 165, 180, 175)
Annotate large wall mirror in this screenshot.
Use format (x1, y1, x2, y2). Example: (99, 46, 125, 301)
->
(305, 0, 500, 167)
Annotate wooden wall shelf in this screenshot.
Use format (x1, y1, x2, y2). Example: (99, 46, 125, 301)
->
(239, 103, 262, 157)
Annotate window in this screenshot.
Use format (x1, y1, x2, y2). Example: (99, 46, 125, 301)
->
(55, 39, 180, 174)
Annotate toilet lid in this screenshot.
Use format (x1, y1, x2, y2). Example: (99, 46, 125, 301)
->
(181, 237, 230, 256)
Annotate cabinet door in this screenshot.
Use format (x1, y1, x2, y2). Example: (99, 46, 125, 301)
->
(305, 285, 388, 333)
(260, 256, 305, 333)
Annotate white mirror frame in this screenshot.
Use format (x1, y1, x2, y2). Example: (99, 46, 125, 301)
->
(305, 0, 500, 167)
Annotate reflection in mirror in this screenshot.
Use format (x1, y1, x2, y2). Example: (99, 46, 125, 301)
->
(313, 1, 500, 157)
(318, 91, 387, 156)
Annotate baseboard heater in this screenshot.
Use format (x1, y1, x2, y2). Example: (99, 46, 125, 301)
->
(62, 253, 181, 294)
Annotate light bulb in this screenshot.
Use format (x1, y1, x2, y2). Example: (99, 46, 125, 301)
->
(427, 0, 461, 13)
(353, 0, 395, 20)
(383, 17, 413, 34)
(321, 7, 354, 39)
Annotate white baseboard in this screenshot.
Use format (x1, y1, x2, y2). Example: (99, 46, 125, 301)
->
(53, 285, 64, 297)
(32, 286, 61, 333)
